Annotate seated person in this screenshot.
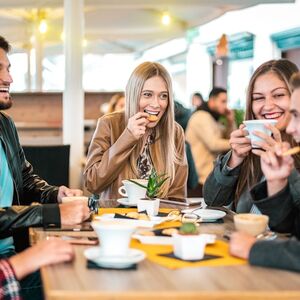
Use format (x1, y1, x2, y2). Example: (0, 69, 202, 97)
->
(0, 35, 90, 299)
(84, 62, 188, 200)
(107, 92, 125, 113)
(186, 87, 235, 195)
(204, 59, 300, 230)
(229, 72, 300, 272)
(0, 239, 74, 299)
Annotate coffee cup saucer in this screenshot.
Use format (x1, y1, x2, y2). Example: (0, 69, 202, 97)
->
(117, 198, 137, 207)
(84, 247, 145, 269)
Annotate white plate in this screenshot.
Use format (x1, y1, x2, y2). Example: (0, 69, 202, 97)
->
(84, 247, 145, 269)
(133, 232, 216, 245)
(182, 208, 226, 221)
(133, 234, 173, 245)
(94, 213, 165, 228)
(117, 198, 137, 207)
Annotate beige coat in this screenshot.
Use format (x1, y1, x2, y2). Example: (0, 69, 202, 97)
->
(186, 110, 231, 185)
(84, 112, 187, 200)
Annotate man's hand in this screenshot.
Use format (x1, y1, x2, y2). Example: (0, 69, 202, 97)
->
(59, 200, 90, 225)
(229, 232, 256, 260)
(57, 185, 83, 202)
(9, 239, 74, 280)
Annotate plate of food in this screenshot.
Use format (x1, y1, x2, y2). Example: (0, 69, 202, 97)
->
(94, 212, 166, 228)
(133, 227, 179, 245)
(181, 208, 226, 221)
(133, 227, 216, 245)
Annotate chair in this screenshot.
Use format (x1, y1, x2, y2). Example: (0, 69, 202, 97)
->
(22, 145, 70, 186)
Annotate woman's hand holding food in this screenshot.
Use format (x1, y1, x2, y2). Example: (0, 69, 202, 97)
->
(127, 112, 150, 139)
(253, 142, 294, 196)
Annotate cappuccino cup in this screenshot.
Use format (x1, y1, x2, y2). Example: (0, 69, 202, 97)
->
(234, 213, 269, 236)
(118, 179, 148, 204)
(243, 119, 277, 148)
(92, 220, 136, 257)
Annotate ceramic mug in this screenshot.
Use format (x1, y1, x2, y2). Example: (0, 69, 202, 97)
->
(243, 119, 277, 148)
(118, 179, 148, 204)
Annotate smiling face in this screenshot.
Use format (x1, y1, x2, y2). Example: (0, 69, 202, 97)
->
(286, 88, 300, 142)
(139, 76, 169, 128)
(0, 48, 13, 110)
(251, 72, 290, 130)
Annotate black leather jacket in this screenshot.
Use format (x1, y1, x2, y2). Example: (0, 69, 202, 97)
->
(0, 112, 60, 239)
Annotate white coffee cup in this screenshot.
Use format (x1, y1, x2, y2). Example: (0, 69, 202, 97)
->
(61, 196, 88, 203)
(91, 220, 136, 257)
(118, 179, 148, 204)
(243, 119, 277, 148)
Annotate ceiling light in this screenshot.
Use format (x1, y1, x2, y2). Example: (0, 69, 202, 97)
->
(39, 19, 47, 34)
(162, 13, 171, 26)
(60, 32, 65, 41)
(82, 39, 87, 47)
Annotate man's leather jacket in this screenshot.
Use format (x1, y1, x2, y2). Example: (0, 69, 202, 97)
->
(0, 112, 60, 239)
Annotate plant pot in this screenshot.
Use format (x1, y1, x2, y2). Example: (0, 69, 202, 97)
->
(137, 198, 160, 216)
(173, 233, 207, 260)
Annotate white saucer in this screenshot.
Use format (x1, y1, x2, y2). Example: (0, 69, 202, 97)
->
(117, 198, 137, 207)
(182, 208, 226, 221)
(84, 247, 145, 269)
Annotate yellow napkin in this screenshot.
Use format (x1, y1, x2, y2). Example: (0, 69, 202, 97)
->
(97, 208, 246, 269)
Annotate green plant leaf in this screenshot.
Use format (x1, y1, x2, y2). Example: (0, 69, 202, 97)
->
(127, 179, 147, 189)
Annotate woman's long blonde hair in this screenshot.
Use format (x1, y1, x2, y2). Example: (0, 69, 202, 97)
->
(124, 62, 183, 197)
(235, 59, 300, 205)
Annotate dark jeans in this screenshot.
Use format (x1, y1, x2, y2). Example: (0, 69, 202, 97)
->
(0, 250, 44, 300)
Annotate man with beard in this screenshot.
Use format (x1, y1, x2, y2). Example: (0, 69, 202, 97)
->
(186, 87, 235, 195)
(0, 36, 90, 299)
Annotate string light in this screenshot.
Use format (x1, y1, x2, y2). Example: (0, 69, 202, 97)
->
(38, 19, 47, 34)
(82, 39, 87, 47)
(161, 12, 171, 26)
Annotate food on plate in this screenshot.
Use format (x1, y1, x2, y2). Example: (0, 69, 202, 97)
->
(125, 212, 150, 221)
(161, 228, 179, 236)
(139, 230, 155, 236)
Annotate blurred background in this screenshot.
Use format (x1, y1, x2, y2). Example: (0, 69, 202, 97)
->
(2, 0, 299, 187)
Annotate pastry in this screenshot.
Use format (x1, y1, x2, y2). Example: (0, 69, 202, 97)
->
(147, 114, 158, 122)
(162, 228, 178, 236)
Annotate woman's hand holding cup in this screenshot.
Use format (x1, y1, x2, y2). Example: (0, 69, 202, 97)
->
(228, 124, 252, 168)
(127, 112, 149, 139)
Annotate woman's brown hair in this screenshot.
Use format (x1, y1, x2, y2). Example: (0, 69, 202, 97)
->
(235, 59, 300, 205)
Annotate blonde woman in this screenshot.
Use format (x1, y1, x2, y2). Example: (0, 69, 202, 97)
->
(84, 62, 187, 200)
(204, 59, 300, 213)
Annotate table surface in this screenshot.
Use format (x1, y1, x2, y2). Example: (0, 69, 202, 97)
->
(31, 201, 300, 300)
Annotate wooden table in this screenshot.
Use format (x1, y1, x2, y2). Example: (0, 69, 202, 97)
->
(31, 203, 300, 300)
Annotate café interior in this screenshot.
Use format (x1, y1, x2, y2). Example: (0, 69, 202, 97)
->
(1, 0, 300, 299)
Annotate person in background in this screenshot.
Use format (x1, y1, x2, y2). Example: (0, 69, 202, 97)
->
(84, 62, 188, 200)
(191, 92, 204, 111)
(174, 100, 198, 192)
(204, 59, 300, 222)
(186, 87, 235, 196)
(107, 92, 125, 113)
(0, 36, 90, 299)
(229, 72, 300, 272)
(0, 239, 74, 300)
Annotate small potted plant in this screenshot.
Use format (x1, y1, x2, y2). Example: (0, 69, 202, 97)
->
(173, 223, 207, 260)
(129, 169, 168, 216)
